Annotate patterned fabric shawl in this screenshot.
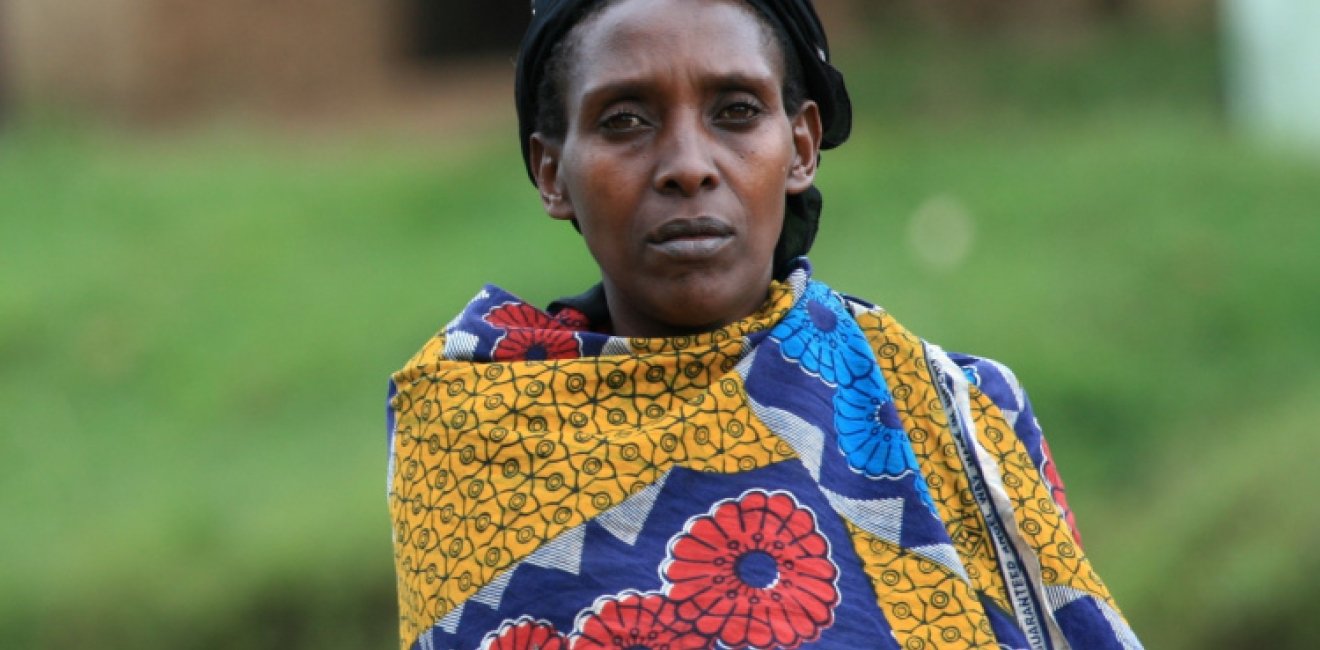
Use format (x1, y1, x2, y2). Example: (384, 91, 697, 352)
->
(387, 262, 1141, 650)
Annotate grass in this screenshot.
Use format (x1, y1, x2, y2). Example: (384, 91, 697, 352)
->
(2, 23, 1317, 649)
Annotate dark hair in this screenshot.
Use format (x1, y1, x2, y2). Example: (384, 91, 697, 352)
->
(533, 0, 808, 140)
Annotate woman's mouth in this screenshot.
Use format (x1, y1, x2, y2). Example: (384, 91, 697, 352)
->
(646, 217, 735, 260)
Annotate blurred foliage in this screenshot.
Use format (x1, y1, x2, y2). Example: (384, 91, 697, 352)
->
(2, 22, 1318, 650)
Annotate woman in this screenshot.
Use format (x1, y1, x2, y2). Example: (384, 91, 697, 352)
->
(387, 1, 1141, 649)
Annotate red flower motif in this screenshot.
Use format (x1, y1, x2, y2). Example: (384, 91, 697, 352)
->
(1041, 439, 1084, 549)
(662, 491, 839, 650)
(492, 328, 580, 361)
(571, 591, 708, 650)
(552, 306, 592, 330)
(487, 303, 563, 330)
(481, 617, 569, 650)
(484, 302, 581, 361)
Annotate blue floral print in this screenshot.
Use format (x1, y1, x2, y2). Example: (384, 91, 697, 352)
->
(769, 281, 874, 387)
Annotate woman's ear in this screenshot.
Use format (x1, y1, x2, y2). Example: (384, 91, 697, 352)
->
(529, 133, 576, 221)
(786, 100, 823, 195)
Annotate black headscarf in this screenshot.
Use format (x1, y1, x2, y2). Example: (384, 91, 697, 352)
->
(515, 0, 852, 278)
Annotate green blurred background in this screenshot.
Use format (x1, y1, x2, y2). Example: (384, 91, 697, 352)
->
(2, 1, 1318, 648)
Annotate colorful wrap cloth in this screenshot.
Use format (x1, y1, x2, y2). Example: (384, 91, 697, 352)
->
(387, 263, 1141, 650)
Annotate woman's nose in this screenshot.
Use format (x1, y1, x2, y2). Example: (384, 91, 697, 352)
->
(653, 115, 720, 196)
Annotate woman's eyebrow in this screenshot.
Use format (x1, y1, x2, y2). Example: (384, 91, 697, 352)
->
(702, 72, 778, 94)
(578, 80, 650, 108)
(580, 71, 777, 106)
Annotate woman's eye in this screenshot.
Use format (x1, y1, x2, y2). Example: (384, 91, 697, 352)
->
(717, 102, 761, 122)
(601, 112, 645, 131)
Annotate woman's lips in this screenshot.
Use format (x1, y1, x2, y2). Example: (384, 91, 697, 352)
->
(646, 217, 735, 260)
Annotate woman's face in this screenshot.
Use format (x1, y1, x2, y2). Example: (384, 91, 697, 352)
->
(530, 0, 821, 337)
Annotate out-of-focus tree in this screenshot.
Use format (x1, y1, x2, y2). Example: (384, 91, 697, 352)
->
(396, 0, 526, 62)
(829, 0, 1213, 32)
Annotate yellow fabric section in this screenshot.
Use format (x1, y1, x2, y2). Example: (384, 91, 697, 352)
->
(853, 309, 1013, 614)
(387, 282, 798, 648)
(843, 520, 997, 650)
(966, 389, 1119, 610)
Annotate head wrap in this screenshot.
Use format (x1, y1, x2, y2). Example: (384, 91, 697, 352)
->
(515, 0, 852, 277)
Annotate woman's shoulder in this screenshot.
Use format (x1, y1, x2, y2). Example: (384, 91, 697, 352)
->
(390, 285, 506, 385)
(835, 288, 1035, 431)
(944, 351, 1031, 419)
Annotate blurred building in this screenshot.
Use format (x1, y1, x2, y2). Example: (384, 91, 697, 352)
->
(0, 0, 527, 121)
(1224, 0, 1320, 148)
(0, 0, 1214, 124)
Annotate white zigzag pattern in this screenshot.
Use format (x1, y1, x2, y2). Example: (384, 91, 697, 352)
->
(1044, 585, 1144, 650)
(524, 523, 587, 575)
(595, 472, 670, 545)
(442, 330, 479, 361)
(820, 489, 904, 544)
(430, 470, 673, 637)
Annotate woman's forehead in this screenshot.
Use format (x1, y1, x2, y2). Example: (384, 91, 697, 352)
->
(579, 0, 765, 40)
(567, 0, 781, 96)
